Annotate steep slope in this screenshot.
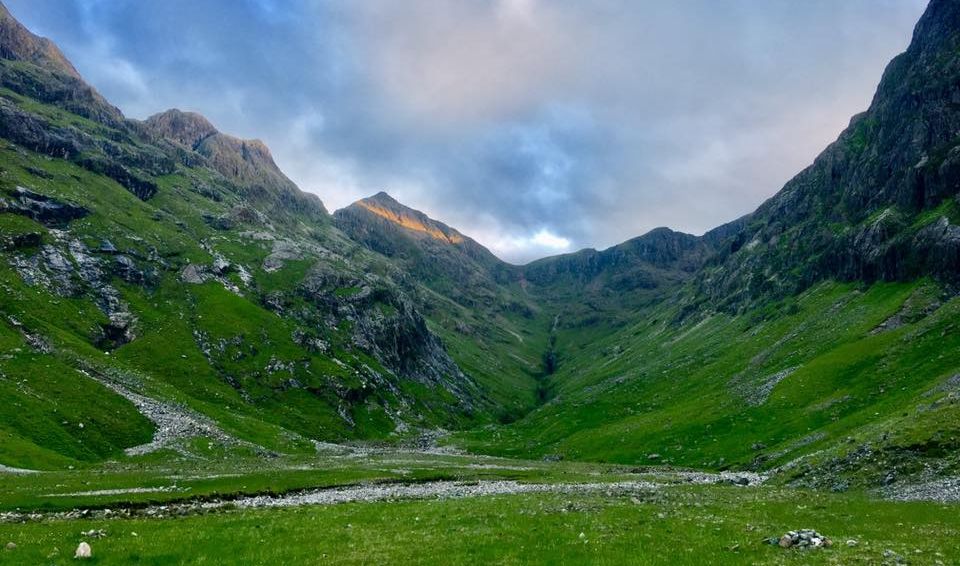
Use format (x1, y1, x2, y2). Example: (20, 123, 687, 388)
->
(335, 192, 550, 419)
(0, 2, 78, 78)
(692, 0, 960, 312)
(335, 191, 514, 304)
(0, 3, 120, 127)
(459, 0, 960, 490)
(145, 109, 326, 219)
(0, 2, 497, 469)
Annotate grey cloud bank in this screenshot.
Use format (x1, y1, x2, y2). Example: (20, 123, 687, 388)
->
(7, 0, 927, 263)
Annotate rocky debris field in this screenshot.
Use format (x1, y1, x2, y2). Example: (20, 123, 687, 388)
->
(0, 465, 37, 474)
(769, 529, 832, 550)
(216, 480, 658, 511)
(0, 480, 661, 523)
(75, 367, 253, 456)
(673, 470, 766, 486)
(0, 465, 769, 524)
(884, 476, 960, 503)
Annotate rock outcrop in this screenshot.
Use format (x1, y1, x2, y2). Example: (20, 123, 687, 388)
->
(694, 0, 960, 310)
(1, 186, 88, 226)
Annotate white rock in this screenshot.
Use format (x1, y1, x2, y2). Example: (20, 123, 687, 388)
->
(74, 542, 91, 559)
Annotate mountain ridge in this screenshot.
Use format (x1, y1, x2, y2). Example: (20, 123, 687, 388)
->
(0, 1, 79, 79)
(145, 108, 328, 218)
(0, 0, 959, 498)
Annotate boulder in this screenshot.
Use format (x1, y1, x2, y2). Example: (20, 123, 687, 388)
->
(74, 542, 91, 559)
(98, 239, 118, 254)
(180, 264, 208, 284)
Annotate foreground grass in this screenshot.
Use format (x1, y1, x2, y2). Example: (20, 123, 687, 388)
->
(1, 485, 956, 565)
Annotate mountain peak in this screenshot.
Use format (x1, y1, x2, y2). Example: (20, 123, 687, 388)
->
(369, 190, 396, 202)
(0, 1, 80, 79)
(145, 108, 277, 162)
(144, 108, 326, 216)
(348, 193, 465, 245)
(144, 109, 218, 149)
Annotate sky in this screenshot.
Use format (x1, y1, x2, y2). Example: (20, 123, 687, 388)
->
(6, 0, 928, 263)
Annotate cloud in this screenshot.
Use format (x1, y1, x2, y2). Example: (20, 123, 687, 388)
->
(353, 0, 572, 130)
(470, 226, 572, 264)
(4, 0, 929, 263)
(531, 229, 571, 250)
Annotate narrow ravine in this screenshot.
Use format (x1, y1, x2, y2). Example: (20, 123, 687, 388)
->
(537, 314, 561, 403)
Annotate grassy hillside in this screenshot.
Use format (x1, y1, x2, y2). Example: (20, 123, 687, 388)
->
(0, 48, 522, 468)
(458, 279, 960, 488)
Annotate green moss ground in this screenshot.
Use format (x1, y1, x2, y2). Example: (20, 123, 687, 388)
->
(1, 483, 956, 565)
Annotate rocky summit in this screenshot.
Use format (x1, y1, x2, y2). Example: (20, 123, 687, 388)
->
(1, 0, 960, 564)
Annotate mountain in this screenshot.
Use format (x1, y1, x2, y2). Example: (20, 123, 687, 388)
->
(0, 1, 509, 468)
(458, 0, 960, 492)
(145, 109, 326, 219)
(691, 0, 960, 313)
(522, 227, 712, 330)
(1, 0, 959, 495)
(335, 192, 553, 419)
(0, 2, 120, 127)
(335, 191, 512, 296)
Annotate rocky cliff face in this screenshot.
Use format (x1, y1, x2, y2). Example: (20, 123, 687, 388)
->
(145, 109, 327, 218)
(143, 109, 219, 149)
(695, 0, 960, 311)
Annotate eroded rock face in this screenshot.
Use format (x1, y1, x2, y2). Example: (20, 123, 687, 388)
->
(0, 98, 81, 159)
(914, 216, 960, 279)
(142, 108, 217, 149)
(9, 231, 138, 347)
(2, 186, 88, 226)
(298, 265, 478, 407)
(0, 231, 40, 251)
(693, 0, 960, 311)
(0, 97, 167, 199)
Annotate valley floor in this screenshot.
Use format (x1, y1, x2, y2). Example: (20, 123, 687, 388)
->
(1, 449, 957, 565)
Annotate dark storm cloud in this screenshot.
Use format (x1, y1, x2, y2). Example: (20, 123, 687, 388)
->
(6, 0, 928, 262)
